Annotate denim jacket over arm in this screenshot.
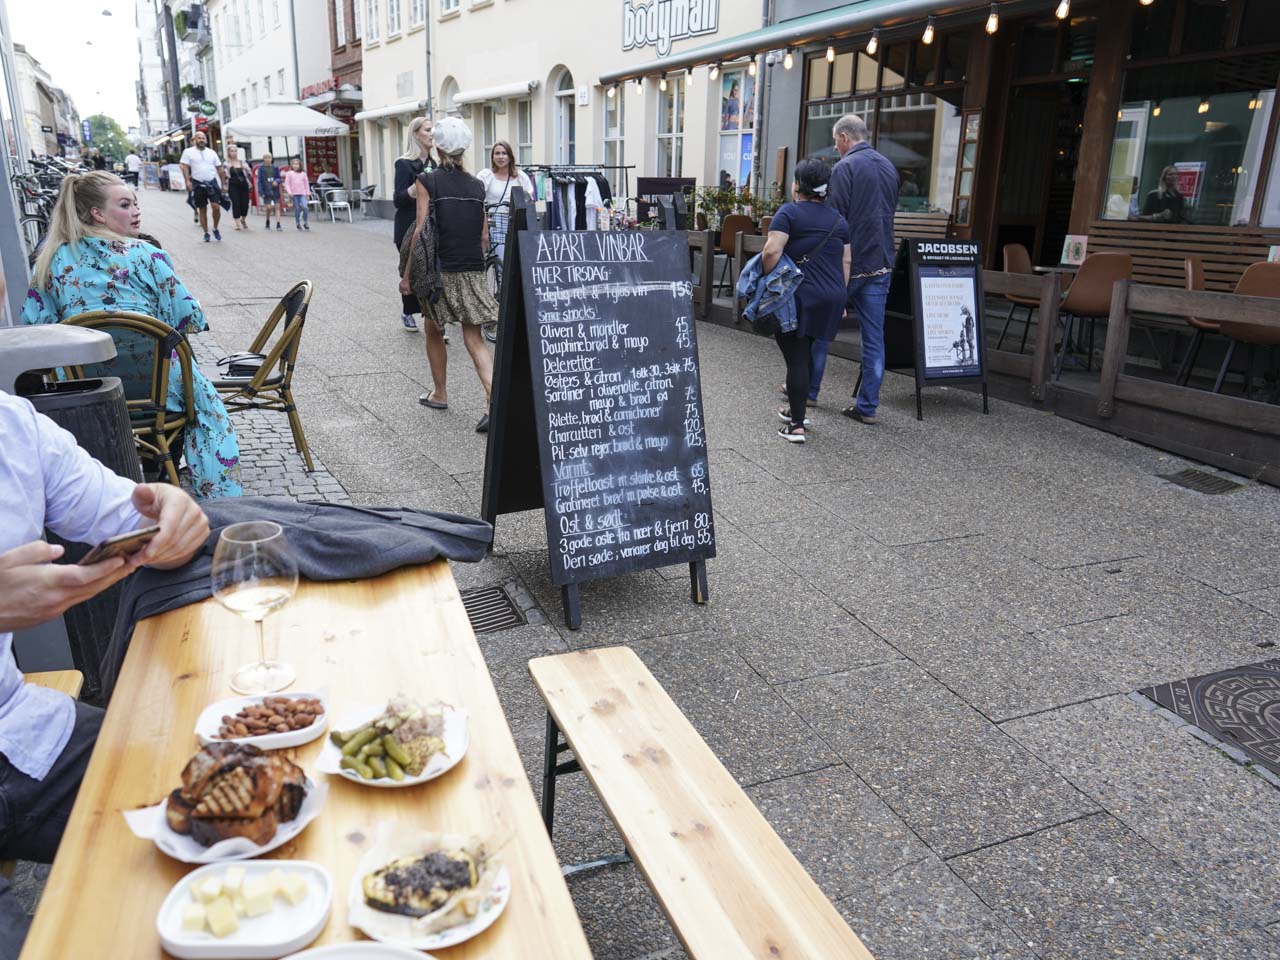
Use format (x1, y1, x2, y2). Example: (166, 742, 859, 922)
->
(736, 252, 803, 334)
(826, 142, 899, 276)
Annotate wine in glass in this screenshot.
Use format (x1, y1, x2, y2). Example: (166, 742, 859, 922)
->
(211, 521, 299, 695)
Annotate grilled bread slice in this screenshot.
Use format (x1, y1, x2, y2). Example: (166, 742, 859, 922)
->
(190, 809, 280, 847)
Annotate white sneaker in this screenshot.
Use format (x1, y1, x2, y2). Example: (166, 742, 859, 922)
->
(401, 313, 418, 331)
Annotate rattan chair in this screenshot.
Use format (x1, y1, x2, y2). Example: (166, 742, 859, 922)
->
(210, 280, 315, 471)
(61, 310, 195, 485)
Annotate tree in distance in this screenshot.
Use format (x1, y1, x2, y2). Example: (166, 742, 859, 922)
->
(85, 114, 132, 162)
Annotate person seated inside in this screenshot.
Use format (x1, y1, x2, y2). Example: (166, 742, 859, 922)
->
(0, 381, 209, 960)
(22, 171, 243, 499)
(316, 167, 342, 191)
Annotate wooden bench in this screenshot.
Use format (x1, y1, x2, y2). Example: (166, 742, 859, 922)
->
(893, 211, 951, 240)
(0, 670, 84, 881)
(1087, 220, 1280, 292)
(529, 646, 875, 959)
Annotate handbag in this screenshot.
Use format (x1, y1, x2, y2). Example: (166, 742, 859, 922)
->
(400, 170, 444, 306)
(745, 213, 842, 337)
(216, 351, 266, 379)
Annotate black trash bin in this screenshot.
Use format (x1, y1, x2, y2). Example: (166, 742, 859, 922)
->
(24, 377, 143, 703)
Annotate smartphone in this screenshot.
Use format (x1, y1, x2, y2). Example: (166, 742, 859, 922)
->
(78, 525, 162, 566)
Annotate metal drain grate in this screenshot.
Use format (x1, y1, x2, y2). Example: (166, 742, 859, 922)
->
(1158, 468, 1243, 495)
(461, 586, 526, 634)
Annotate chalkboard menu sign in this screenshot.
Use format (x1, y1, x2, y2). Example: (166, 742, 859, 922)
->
(483, 196, 715, 628)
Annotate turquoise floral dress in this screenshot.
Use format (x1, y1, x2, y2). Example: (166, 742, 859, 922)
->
(23, 237, 243, 499)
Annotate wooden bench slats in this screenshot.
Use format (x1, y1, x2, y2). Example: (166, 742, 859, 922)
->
(1087, 220, 1280, 292)
(530, 647, 874, 960)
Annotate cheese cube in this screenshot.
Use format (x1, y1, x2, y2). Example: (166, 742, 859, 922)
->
(205, 897, 239, 938)
(241, 876, 274, 918)
(179, 902, 206, 932)
(277, 872, 309, 906)
(265, 867, 288, 897)
(232, 893, 247, 917)
(193, 876, 222, 903)
(221, 865, 245, 897)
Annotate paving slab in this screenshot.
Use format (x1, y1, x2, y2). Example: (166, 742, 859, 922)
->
(952, 814, 1279, 960)
(779, 662, 1098, 857)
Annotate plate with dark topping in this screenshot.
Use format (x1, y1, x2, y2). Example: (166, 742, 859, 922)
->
(345, 831, 509, 949)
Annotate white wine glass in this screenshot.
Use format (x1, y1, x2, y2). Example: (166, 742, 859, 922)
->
(211, 521, 299, 695)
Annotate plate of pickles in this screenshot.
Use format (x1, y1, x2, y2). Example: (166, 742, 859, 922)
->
(316, 696, 469, 788)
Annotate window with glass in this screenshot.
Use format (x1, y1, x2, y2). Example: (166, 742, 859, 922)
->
(278, 69, 286, 98)
(802, 35, 966, 216)
(250, 82, 259, 108)
(257, 0, 265, 35)
(441, 0, 459, 12)
(657, 81, 685, 177)
(365, 0, 379, 40)
(555, 71, 576, 164)
(1103, 54, 1280, 225)
(231, 1, 242, 47)
(334, 0, 346, 45)
(387, 0, 401, 35)
(481, 105, 496, 162)
(409, 0, 424, 27)
(716, 68, 755, 190)
(516, 98, 533, 166)
(352, 0, 361, 39)
(272, 0, 280, 26)
(603, 88, 625, 196)
(263, 75, 271, 98)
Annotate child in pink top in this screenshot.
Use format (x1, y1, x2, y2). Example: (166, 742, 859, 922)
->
(282, 159, 311, 230)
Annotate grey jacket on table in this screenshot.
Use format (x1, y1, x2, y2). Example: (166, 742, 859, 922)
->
(825, 141, 899, 277)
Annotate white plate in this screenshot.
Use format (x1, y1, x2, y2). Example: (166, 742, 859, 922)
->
(316, 704, 469, 789)
(346, 860, 510, 951)
(123, 778, 328, 864)
(195, 691, 329, 751)
(283, 946, 437, 960)
(157, 859, 332, 959)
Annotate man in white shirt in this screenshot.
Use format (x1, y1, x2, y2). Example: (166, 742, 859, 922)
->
(0, 389, 208, 958)
(180, 131, 228, 242)
(124, 151, 141, 186)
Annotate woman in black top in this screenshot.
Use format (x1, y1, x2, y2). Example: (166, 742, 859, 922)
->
(224, 144, 252, 230)
(400, 116, 496, 433)
(393, 117, 438, 332)
(1140, 165, 1186, 223)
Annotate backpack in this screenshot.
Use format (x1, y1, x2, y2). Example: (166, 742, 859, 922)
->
(398, 171, 444, 305)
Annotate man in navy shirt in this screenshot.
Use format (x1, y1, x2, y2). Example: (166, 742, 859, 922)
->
(825, 114, 899, 424)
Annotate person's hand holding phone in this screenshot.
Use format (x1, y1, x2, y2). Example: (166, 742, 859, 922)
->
(129, 483, 210, 570)
(0, 541, 130, 632)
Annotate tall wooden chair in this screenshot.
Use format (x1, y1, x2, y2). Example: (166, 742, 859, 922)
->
(998, 243, 1040, 353)
(1053, 253, 1132, 380)
(716, 213, 756, 295)
(62, 311, 195, 485)
(211, 281, 315, 471)
(1213, 262, 1280, 399)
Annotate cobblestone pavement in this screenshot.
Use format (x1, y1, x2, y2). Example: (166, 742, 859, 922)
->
(22, 192, 1280, 960)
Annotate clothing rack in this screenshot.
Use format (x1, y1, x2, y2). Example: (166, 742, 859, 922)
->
(523, 164, 637, 214)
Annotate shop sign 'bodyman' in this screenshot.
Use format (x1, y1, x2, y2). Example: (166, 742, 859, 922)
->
(622, 0, 720, 57)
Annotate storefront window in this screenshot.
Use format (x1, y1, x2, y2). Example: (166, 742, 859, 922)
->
(716, 68, 755, 190)
(1103, 59, 1280, 225)
(657, 82, 685, 177)
(481, 106, 495, 162)
(878, 90, 963, 215)
(804, 98, 874, 162)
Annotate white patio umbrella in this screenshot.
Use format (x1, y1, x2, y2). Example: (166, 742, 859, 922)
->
(224, 99, 351, 138)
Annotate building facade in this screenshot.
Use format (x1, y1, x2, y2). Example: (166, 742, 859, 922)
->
(12, 44, 58, 156)
(304, 0, 363, 184)
(135, 0, 171, 142)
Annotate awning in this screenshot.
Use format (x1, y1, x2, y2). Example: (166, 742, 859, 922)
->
(598, 0, 993, 85)
(354, 98, 429, 122)
(225, 99, 351, 137)
(453, 80, 539, 106)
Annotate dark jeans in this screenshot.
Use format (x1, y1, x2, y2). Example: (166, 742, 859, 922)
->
(848, 272, 892, 416)
(776, 330, 814, 427)
(809, 338, 832, 401)
(0, 701, 102, 960)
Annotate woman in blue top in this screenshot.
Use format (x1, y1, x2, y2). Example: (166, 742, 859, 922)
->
(760, 159, 851, 442)
(23, 171, 243, 499)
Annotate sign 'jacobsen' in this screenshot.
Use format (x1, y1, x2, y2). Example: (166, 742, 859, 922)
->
(622, 0, 720, 57)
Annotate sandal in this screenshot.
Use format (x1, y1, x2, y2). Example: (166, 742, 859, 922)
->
(777, 424, 806, 443)
(418, 391, 448, 410)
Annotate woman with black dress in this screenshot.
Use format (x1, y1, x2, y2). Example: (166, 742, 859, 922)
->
(394, 117, 438, 332)
(759, 159, 851, 443)
(224, 144, 252, 230)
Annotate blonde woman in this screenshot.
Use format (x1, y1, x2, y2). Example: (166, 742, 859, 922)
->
(400, 117, 494, 432)
(224, 143, 252, 230)
(22, 171, 242, 498)
(393, 117, 439, 332)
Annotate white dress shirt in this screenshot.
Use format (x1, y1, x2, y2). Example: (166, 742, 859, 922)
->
(0, 392, 141, 779)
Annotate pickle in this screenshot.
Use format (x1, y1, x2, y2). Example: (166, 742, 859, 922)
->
(385, 757, 405, 781)
(341, 726, 377, 757)
(340, 755, 374, 779)
(382, 734, 412, 767)
(329, 729, 350, 747)
(358, 740, 385, 758)
(367, 756, 388, 779)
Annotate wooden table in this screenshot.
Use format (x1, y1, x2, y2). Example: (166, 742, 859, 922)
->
(21, 562, 592, 959)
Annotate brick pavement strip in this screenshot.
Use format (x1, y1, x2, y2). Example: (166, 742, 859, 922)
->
(14, 192, 1280, 959)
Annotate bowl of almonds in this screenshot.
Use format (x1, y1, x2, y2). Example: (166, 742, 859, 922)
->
(194, 692, 329, 751)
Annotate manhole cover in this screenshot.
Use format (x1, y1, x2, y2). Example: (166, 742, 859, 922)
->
(461, 586, 526, 634)
(1141, 660, 1280, 776)
(1158, 468, 1242, 495)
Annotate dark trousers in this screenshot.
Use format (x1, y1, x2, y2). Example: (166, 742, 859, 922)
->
(776, 330, 814, 426)
(394, 238, 421, 317)
(0, 701, 102, 960)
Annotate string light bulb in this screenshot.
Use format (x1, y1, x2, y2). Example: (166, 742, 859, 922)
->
(922, 16, 936, 45)
(1139, 0, 1154, 5)
(686, 67, 694, 86)
(1197, 98, 1210, 114)
(607, 84, 616, 99)
(709, 62, 720, 80)
(1055, 0, 1069, 19)
(783, 49, 794, 70)
(659, 74, 668, 92)
(748, 59, 757, 77)
(634, 77, 644, 93)
(866, 28, 880, 56)
(826, 45, 835, 63)
(1152, 102, 1161, 117)
(985, 3, 1000, 34)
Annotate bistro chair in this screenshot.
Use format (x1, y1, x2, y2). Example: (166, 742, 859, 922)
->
(61, 310, 196, 486)
(324, 188, 353, 223)
(353, 184, 378, 218)
(306, 186, 324, 215)
(1052, 252, 1131, 380)
(716, 213, 756, 295)
(759, 215, 773, 234)
(997, 243, 1040, 354)
(1175, 254, 1222, 386)
(210, 280, 315, 471)
(1212, 262, 1280, 401)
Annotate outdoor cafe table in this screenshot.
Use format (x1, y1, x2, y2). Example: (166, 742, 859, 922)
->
(20, 561, 593, 959)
